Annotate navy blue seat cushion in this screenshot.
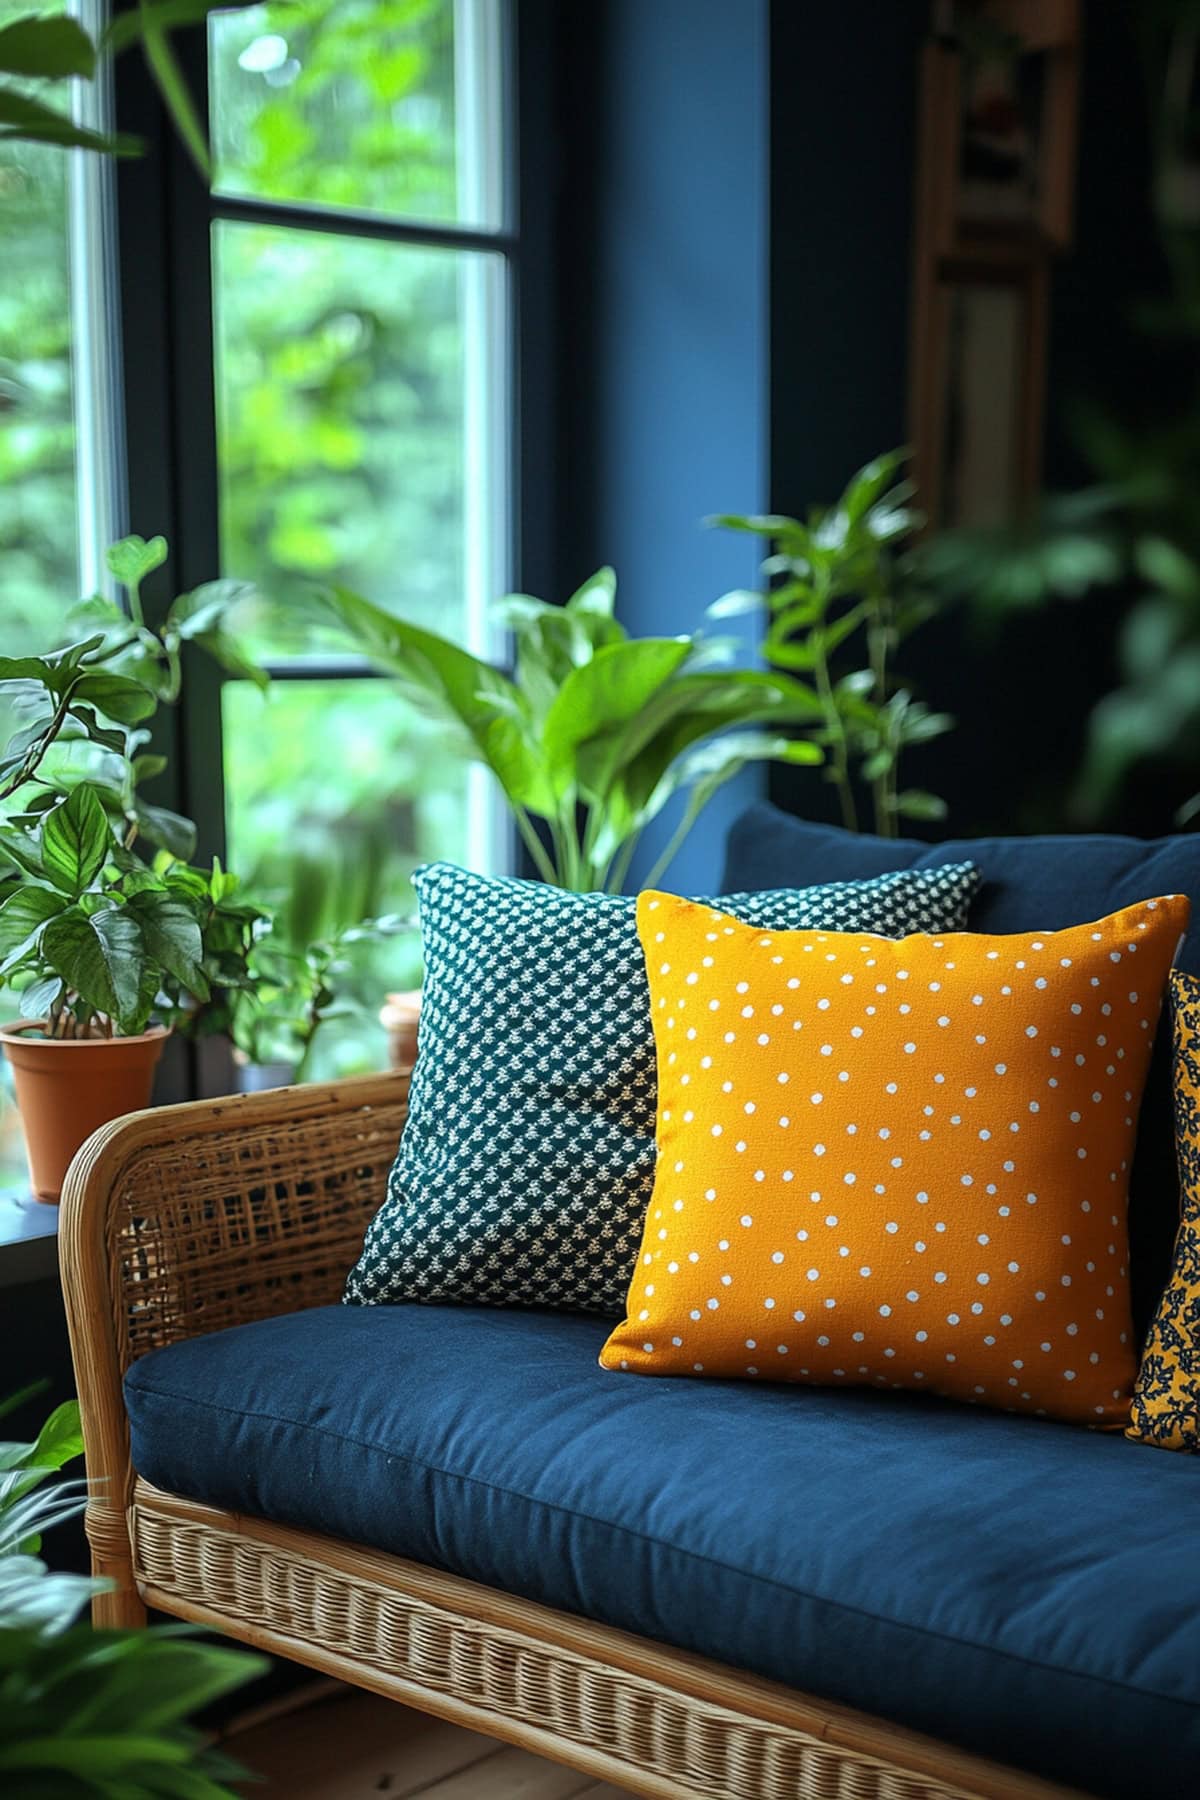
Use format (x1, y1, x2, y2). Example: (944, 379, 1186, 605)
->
(722, 802, 1200, 1335)
(126, 1303, 1200, 1800)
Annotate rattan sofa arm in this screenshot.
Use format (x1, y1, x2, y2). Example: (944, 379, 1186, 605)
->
(58, 1072, 408, 1622)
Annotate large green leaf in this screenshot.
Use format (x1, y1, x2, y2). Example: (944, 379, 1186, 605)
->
(0, 87, 138, 153)
(70, 670, 158, 724)
(0, 888, 66, 973)
(0, 14, 95, 78)
(481, 715, 557, 819)
(316, 585, 531, 801)
(40, 786, 112, 897)
(542, 638, 694, 799)
(8, 1400, 82, 1474)
(125, 892, 207, 999)
(40, 907, 150, 1034)
(580, 672, 824, 881)
(599, 668, 823, 815)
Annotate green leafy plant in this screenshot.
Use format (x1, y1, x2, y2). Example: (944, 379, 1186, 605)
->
(0, 1388, 264, 1797)
(0, 535, 400, 1068)
(0, 536, 271, 1038)
(232, 911, 412, 1078)
(714, 451, 954, 837)
(0, 2, 259, 175)
(312, 569, 826, 893)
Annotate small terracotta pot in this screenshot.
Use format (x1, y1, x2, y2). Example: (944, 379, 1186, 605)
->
(0, 1021, 170, 1203)
(380, 989, 422, 1072)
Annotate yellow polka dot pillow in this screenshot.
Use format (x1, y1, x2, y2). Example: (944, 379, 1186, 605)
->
(600, 890, 1190, 1425)
(1127, 970, 1200, 1451)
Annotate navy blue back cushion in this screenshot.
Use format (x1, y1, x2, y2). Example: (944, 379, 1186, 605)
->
(722, 802, 1200, 1335)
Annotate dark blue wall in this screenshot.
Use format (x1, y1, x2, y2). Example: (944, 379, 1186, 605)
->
(555, 0, 769, 894)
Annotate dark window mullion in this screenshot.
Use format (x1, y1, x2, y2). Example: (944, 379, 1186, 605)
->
(210, 189, 518, 258)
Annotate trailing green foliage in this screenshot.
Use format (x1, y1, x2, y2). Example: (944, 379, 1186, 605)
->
(314, 569, 826, 893)
(0, 1391, 265, 1797)
(715, 451, 954, 838)
(0, 1, 259, 174)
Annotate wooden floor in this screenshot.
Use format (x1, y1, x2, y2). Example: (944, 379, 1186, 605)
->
(224, 1682, 635, 1798)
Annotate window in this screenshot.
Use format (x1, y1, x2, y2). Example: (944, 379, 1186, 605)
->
(0, 0, 120, 644)
(201, 0, 512, 1079)
(0, 0, 121, 1181)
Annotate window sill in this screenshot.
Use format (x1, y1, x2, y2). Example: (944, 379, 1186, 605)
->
(0, 1190, 59, 1288)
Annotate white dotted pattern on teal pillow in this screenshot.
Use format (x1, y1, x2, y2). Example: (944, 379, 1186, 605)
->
(343, 860, 981, 1316)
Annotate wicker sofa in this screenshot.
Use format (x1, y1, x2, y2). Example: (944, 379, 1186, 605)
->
(58, 805, 1200, 1800)
(59, 1073, 1088, 1800)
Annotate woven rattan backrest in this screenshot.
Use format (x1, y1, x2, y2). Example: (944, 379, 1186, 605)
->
(103, 1080, 407, 1373)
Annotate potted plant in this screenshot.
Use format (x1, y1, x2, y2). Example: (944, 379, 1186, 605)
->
(0, 537, 268, 1198)
(229, 911, 413, 1089)
(714, 450, 955, 837)
(0, 1386, 265, 1794)
(313, 569, 827, 894)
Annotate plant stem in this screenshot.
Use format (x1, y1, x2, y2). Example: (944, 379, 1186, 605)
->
(511, 804, 559, 886)
(812, 633, 858, 834)
(604, 833, 641, 897)
(0, 680, 80, 803)
(641, 794, 705, 892)
(866, 585, 893, 838)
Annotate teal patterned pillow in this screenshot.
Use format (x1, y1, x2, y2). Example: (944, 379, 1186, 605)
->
(343, 860, 981, 1315)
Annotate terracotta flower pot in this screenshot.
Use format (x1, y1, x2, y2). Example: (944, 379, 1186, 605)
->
(0, 1021, 170, 1203)
(380, 989, 422, 1071)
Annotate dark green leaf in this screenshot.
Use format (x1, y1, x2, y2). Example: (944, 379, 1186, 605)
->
(125, 892, 208, 999)
(132, 800, 196, 861)
(0, 14, 94, 78)
(543, 638, 694, 797)
(0, 888, 66, 973)
(315, 585, 529, 800)
(71, 672, 158, 725)
(40, 907, 149, 1034)
(40, 786, 112, 897)
(0, 87, 138, 153)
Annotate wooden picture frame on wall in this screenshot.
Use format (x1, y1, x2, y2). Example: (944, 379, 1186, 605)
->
(909, 0, 1080, 531)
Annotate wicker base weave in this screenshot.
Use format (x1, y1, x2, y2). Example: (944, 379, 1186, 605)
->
(59, 1077, 1087, 1800)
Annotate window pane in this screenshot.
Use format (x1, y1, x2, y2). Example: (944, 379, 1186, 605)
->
(209, 0, 503, 229)
(213, 219, 504, 660)
(222, 678, 473, 1080)
(0, 2, 80, 653)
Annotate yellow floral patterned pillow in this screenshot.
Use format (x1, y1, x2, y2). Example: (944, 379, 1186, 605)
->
(1128, 969, 1200, 1451)
(601, 890, 1189, 1426)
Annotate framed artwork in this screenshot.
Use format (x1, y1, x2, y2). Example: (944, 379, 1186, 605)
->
(910, 1, 1079, 529)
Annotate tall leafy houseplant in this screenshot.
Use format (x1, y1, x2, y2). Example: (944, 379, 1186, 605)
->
(715, 452, 954, 837)
(314, 571, 825, 894)
(0, 537, 271, 1198)
(0, 1389, 264, 1796)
